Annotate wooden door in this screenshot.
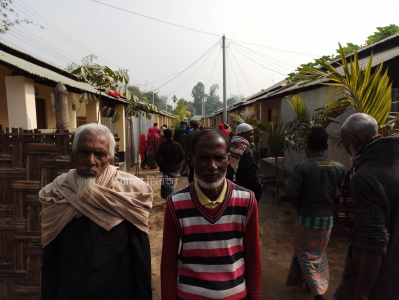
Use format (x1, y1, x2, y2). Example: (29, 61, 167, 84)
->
(35, 98, 46, 129)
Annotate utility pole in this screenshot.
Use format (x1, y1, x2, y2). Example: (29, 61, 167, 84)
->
(222, 35, 227, 123)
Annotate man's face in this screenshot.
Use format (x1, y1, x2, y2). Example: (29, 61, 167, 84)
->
(241, 129, 254, 143)
(192, 136, 229, 186)
(72, 132, 111, 179)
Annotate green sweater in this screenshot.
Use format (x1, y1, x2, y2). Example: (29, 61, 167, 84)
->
(287, 155, 345, 218)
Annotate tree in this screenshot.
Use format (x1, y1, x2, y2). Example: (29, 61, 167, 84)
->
(172, 95, 177, 108)
(0, 0, 41, 34)
(66, 54, 98, 72)
(338, 43, 361, 57)
(365, 24, 399, 45)
(182, 99, 194, 118)
(205, 84, 222, 115)
(172, 100, 191, 127)
(191, 82, 205, 115)
(227, 94, 244, 106)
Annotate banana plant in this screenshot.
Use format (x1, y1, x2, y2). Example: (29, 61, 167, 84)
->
(294, 43, 394, 132)
(72, 64, 142, 123)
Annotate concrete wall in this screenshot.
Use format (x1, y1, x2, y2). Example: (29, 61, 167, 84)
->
(282, 86, 352, 174)
(5, 76, 37, 129)
(0, 65, 12, 127)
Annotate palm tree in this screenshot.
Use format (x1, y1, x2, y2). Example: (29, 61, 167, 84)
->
(294, 43, 394, 132)
(266, 121, 286, 201)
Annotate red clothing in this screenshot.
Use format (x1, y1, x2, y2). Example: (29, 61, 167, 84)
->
(139, 134, 146, 158)
(219, 124, 230, 137)
(147, 127, 159, 156)
(161, 198, 261, 299)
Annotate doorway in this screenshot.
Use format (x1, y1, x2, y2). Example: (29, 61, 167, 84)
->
(35, 98, 46, 129)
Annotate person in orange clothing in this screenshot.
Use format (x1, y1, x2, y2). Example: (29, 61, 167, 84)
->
(161, 127, 261, 300)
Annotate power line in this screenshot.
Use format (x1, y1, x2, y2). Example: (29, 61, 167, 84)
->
(13, 26, 82, 64)
(206, 45, 221, 87)
(226, 45, 231, 98)
(232, 41, 295, 72)
(4, 32, 73, 65)
(170, 42, 219, 95)
(231, 44, 287, 76)
(9, 28, 79, 65)
(0, 39, 65, 69)
(154, 39, 221, 91)
(134, 72, 182, 87)
(229, 45, 253, 94)
(14, 0, 122, 69)
(230, 38, 320, 57)
(90, 1, 321, 57)
(227, 48, 239, 95)
(91, 0, 221, 38)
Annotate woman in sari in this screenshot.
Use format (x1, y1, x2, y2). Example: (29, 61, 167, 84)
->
(139, 134, 147, 169)
(147, 127, 159, 169)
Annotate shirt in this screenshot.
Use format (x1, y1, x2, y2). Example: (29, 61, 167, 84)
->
(194, 179, 227, 209)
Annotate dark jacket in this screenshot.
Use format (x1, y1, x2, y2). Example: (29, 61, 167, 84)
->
(287, 154, 345, 217)
(155, 139, 185, 173)
(336, 136, 399, 300)
(226, 147, 263, 201)
(185, 128, 199, 154)
(173, 126, 186, 144)
(41, 217, 152, 300)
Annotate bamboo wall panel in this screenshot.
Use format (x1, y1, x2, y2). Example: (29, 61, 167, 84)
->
(0, 125, 74, 300)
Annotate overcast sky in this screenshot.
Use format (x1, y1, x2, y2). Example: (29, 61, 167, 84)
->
(1, 0, 398, 107)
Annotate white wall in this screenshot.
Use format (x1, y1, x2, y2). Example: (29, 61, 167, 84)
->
(282, 85, 353, 174)
(5, 76, 37, 129)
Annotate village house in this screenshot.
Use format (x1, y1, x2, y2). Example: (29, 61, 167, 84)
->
(0, 42, 174, 166)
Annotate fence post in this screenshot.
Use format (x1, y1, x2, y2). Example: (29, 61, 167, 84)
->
(54, 82, 70, 131)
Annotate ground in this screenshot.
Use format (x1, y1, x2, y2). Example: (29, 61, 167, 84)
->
(130, 168, 349, 300)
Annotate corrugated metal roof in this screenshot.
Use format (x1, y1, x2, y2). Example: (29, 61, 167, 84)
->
(0, 49, 103, 94)
(256, 45, 399, 101)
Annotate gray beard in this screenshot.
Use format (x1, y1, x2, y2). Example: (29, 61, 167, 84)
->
(76, 176, 99, 201)
(196, 170, 226, 190)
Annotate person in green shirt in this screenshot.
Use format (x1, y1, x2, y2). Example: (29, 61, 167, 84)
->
(286, 127, 345, 300)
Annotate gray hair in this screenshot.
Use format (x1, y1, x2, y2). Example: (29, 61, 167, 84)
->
(72, 123, 116, 158)
(341, 113, 378, 139)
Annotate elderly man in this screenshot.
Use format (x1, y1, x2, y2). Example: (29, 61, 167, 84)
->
(161, 127, 261, 299)
(335, 113, 399, 300)
(226, 123, 263, 201)
(40, 124, 153, 300)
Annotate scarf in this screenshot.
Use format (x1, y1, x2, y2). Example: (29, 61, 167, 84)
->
(39, 165, 153, 246)
(338, 134, 382, 234)
(228, 135, 250, 181)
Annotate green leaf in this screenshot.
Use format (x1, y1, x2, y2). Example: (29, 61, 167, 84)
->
(111, 111, 120, 123)
(79, 93, 84, 103)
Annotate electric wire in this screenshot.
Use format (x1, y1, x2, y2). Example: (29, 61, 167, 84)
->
(90, 1, 321, 57)
(134, 72, 182, 87)
(231, 44, 287, 76)
(229, 44, 253, 94)
(231, 41, 298, 68)
(230, 38, 320, 57)
(232, 41, 295, 72)
(91, 0, 221, 38)
(226, 44, 231, 99)
(14, 1, 122, 69)
(227, 48, 240, 95)
(12, 26, 82, 64)
(154, 39, 221, 91)
(9, 28, 79, 65)
(170, 41, 219, 95)
(231, 42, 292, 74)
(0, 38, 65, 69)
(4, 32, 73, 65)
(206, 44, 221, 88)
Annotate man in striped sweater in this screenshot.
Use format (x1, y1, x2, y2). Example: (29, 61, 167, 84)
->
(161, 127, 261, 300)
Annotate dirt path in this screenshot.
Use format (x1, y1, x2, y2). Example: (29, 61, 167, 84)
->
(130, 168, 350, 300)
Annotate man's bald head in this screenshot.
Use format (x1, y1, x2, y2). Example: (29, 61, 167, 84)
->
(341, 113, 378, 158)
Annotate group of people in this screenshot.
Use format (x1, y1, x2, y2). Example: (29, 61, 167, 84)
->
(38, 112, 399, 300)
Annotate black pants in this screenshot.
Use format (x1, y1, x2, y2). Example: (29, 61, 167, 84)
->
(188, 166, 195, 183)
